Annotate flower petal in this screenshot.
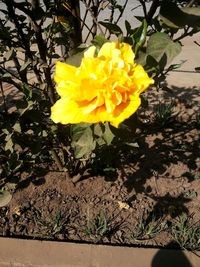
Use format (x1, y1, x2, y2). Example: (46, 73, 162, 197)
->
(54, 62, 77, 84)
(84, 46, 96, 58)
(132, 65, 154, 93)
(110, 94, 141, 127)
(51, 98, 99, 124)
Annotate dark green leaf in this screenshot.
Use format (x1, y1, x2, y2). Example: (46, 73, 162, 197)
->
(102, 123, 114, 146)
(195, 67, 200, 72)
(131, 19, 147, 55)
(65, 50, 85, 67)
(160, 1, 200, 29)
(146, 32, 181, 67)
(125, 20, 132, 36)
(8, 152, 22, 171)
(20, 59, 31, 72)
(71, 124, 96, 159)
(22, 84, 32, 100)
(91, 34, 109, 50)
(99, 22, 123, 36)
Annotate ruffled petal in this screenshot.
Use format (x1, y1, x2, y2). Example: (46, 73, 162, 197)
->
(84, 46, 96, 58)
(110, 94, 141, 127)
(54, 62, 77, 84)
(132, 65, 154, 94)
(51, 98, 99, 124)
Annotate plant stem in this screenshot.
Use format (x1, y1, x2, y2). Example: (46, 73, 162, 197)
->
(146, 0, 160, 23)
(51, 149, 63, 172)
(30, 0, 56, 104)
(0, 82, 8, 115)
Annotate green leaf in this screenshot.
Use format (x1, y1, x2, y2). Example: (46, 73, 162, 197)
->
(91, 34, 109, 50)
(20, 59, 31, 72)
(0, 190, 12, 207)
(4, 48, 15, 61)
(195, 67, 200, 73)
(125, 142, 139, 148)
(146, 32, 181, 67)
(13, 122, 21, 133)
(22, 84, 32, 100)
(167, 63, 182, 71)
(65, 50, 85, 67)
(99, 22, 123, 36)
(102, 123, 115, 146)
(160, 1, 200, 29)
(2, 73, 12, 78)
(125, 20, 132, 36)
(71, 124, 96, 159)
(8, 152, 22, 172)
(131, 19, 147, 55)
(5, 138, 13, 152)
(94, 123, 103, 137)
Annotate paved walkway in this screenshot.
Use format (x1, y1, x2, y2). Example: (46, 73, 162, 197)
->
(0, 237, 200, 267)
(166, 33, 200, 88)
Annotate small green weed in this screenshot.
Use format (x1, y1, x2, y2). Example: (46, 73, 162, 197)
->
(84, 211, 109, 241)
(171, 215, 200, 250)
(131, 215, 167, 242)
(154, 100, 176, 127)
(34, 210, 68, 238)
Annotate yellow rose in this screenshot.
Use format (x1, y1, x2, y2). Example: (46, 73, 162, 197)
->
(51, 42, 154, 128)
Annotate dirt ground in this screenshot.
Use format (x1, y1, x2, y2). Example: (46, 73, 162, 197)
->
(0, 84, 199, 249)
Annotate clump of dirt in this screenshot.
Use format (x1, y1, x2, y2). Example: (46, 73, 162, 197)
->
(0, 86, 200, 248)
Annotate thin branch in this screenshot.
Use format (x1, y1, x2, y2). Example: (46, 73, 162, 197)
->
(139, 0, 147, 17)
(0, 65, 43, 92)
(173, 28, 197, 42)
(115, 0, 129, 25)
(0, 82, 8, 115)
(30, 0, 56, 104)
(146, 0, 160, 23)
(82, 0, 104, 35)
(186, 0, 197, 7)
(51, 149, 63, 172)
(81, 0, 93, 32)
(5, 0, 43, 85)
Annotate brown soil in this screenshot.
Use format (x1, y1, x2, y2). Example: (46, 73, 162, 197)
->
(0, 85, 200, 249)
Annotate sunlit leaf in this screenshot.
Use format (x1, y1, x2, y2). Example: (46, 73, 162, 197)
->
(0, 190, 12, 207)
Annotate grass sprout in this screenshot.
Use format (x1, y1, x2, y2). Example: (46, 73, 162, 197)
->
(84, 210, 109, 240)
(154, 100, 176, 127)
(171, 215, 200, 250)
(131, 215, 167, 242)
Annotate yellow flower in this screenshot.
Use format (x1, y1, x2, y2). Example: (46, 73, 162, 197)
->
(51, 42, 154, 128)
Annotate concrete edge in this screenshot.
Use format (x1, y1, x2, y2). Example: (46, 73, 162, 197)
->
(0, 237, 200, 267)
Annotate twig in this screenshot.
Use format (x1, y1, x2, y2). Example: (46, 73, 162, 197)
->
(115, 0, 129, 25)
(6, 0, 42, 85)
(0, 65, 42, 92)
(50, 149, 63, 172)
(0, 82, 8, 115)
(194, 41, 200, 47)
(139, 0, 147, 17)
(146, 0, 160, 23)
(30, 0, 56, 104)
(173, 28, 197, 42)
(186, 0, 197, 7)
(82, 0, 104, 35)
